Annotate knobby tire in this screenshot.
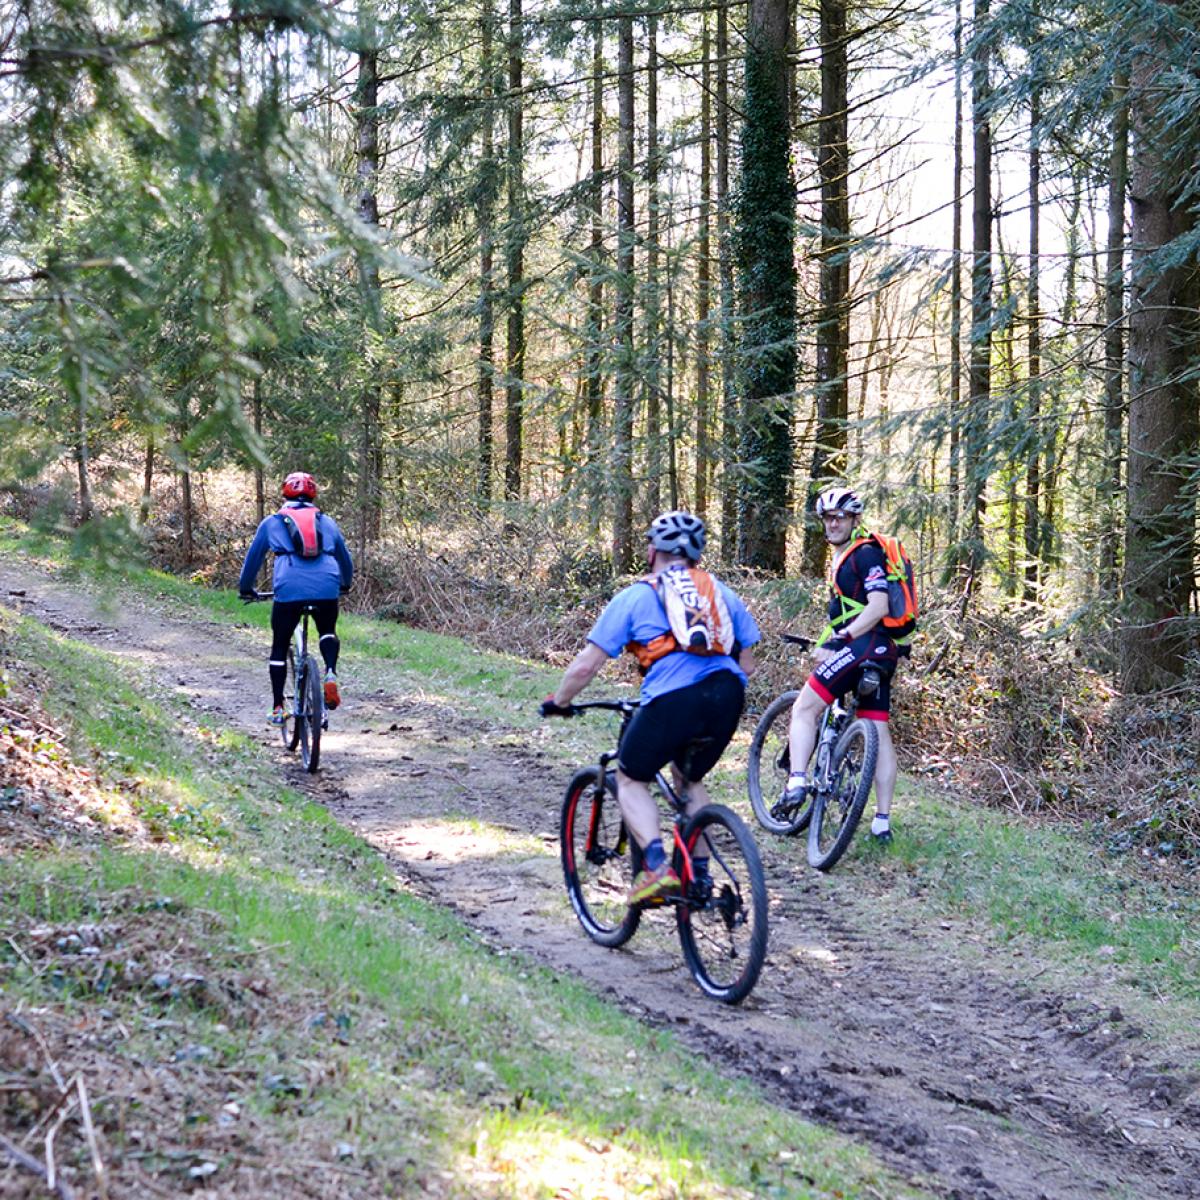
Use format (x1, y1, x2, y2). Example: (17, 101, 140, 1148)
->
(282, 647, 301, 751)
(807, 718, 878, 871)
(299, 653, 323, 773)
(674, 804, 768, 1005)
(747, 690, 814, 835)
(560, 767, 641, 948)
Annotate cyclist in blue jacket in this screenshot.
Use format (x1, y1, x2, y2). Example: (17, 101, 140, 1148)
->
(238, 472, 354, 725)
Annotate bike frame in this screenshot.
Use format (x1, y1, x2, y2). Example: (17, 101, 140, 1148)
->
(577, 699, 699, 899)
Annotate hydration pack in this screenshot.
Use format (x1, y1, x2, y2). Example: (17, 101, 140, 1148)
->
(831, 531, 918, 642)
(627, 564, 736, 672)
(277, 504, 325, 559)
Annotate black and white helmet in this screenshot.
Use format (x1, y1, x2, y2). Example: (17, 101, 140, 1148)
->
(646, 510, 706, 562)
(814, 487, 864, 518)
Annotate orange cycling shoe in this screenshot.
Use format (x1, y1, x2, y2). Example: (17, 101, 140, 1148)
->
(323, 671, 341, 710)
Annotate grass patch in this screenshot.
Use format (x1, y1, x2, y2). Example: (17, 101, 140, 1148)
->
(871, 788, 1200, 1020)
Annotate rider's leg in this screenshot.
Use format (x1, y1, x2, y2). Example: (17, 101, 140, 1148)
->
(312, 600, 340, 672)
(787, 683, 831, 788)
(269, 602, 304, 708)
(872, 719, 896, 817)
(615, 770, 662, 854)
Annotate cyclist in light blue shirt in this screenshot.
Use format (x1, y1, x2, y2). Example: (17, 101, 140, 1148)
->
(542, 511, 760, 904)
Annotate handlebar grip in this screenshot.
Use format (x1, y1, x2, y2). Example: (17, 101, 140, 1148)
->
(781, 633, 813, 649)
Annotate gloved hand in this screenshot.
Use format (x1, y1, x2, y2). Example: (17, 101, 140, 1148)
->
(540, 695, 576, 718)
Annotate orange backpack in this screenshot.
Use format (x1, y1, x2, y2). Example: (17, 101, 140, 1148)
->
(830, 531, 918, 643)
(626, 565, 736, 672)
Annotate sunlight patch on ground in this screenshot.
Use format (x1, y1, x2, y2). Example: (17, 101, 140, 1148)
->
(789, 943, 843, 970)
(375, 818, 555, 864)
(461, 1123, 749, 1200)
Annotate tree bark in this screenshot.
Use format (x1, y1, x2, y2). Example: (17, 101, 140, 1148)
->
(1023, 80, 1041, 604)
(645, 14, 663, 518)
(584, 18, 605, 528)
(695, 16, 712, 518)
(1102, 72, 1128, 600)
(354, 22, 383, 557)
(717, 0, 738, 557)
(477, 0, 498, 507)
(965, 0, 992, 592)
(948, 0, 964, 545)
(611, 14, 636, 571)
(735, 0, 796, 571)
(1120, 11, 1199, 690)
(504, 0, 526, 504)
(801, 0, 851, 575)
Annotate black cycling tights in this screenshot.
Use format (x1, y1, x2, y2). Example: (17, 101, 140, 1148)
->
(268, 600, 340, 705)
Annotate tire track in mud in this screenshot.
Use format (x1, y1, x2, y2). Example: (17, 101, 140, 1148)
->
(4, 564, 1199, 1200)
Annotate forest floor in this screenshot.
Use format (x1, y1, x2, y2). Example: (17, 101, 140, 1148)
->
(2, 556, 1199, 1200)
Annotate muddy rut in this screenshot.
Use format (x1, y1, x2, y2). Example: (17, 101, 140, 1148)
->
(4, 561, 1198, 1200)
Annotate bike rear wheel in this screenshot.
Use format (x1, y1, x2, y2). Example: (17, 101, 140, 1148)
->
(747, 690, 814, 835)
(675, 804, 768, 1004)
(807, 718, 878, 871)
(282, 647, 301, 751)
(560, 767, 641, 947)
(298, 653, 323, 773)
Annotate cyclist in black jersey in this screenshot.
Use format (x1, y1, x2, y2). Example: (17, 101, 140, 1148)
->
(785, 487, 899, 843)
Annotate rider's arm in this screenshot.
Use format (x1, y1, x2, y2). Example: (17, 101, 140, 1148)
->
(552, 641, 609, 708)
(836, 591, 889, 641)
(737, 644, 757, 677)
(237, 523, 270, 596)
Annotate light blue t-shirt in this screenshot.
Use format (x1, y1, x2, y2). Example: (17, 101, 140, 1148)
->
(588, 575, 760, 702)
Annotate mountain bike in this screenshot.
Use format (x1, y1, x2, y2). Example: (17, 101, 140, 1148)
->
(550, 698, 768, 1005)
(246, 592, 326, 773)
(747, 634, 880, 871)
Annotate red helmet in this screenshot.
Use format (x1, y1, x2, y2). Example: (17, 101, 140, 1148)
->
(281, 472, 317, 500)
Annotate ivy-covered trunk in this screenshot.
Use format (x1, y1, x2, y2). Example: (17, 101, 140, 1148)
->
(734, 0, 796, 572)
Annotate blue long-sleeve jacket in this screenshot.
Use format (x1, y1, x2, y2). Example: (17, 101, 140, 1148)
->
(237, 501, 354, 602)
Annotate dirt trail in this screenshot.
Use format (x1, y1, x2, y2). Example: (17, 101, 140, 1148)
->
(4, 561, 1199, 1200)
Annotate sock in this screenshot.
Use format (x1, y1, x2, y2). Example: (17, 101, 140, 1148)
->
(871, 813, 890, 836)
(787, 771, 808, 792)
(643, 838, 666, 872)
(269, 661, 287, 706)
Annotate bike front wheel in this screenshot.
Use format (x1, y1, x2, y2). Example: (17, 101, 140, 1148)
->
(560, 767, 641, 948)
(675, 804, 768, 1005)
(298, 653, 323, 773)
(807, 718, 879, 871)
(747, 690, 814, 835)
(282, 647, 301, 751)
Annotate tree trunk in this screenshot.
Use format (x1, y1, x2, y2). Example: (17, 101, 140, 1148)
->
(717, 0, 738, 557)
(1120, 12, 1200, 690)
(1023, 81, 1041, 604)
(504, 0, 526, 504)
(141, 434, 154, 524)
(477, 0, 498, 507)
(584, 18, 605, 529)
(253, 378, 265, 523)
(645, 14, 663, 518)
(695, 16, 712, 518)
(735, 0, 796, 571)
(1102, 72, 1128, 601)
(801, 0, 850, 575)
(965, 0, 992, 591)
(948, 0, 964, 546)
(354, 26, 383, 557)
(611, 14, 636, 571)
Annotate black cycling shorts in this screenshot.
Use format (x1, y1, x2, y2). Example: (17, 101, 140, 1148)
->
(808, 630, 897, 721)
(618, 669, 746, 783)
(270, 599, 339, 661)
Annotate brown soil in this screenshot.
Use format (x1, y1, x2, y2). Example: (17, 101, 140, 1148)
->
(3, 560, 1199, 1200)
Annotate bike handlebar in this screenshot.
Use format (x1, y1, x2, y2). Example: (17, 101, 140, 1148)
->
(781, 633, 814, 649)
(242, 590, 274, 603)
(540, 697, 639, 719)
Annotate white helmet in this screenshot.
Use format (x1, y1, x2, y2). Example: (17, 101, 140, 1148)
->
(814, 487, 864, 517)
(646, 510, 706, 562)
